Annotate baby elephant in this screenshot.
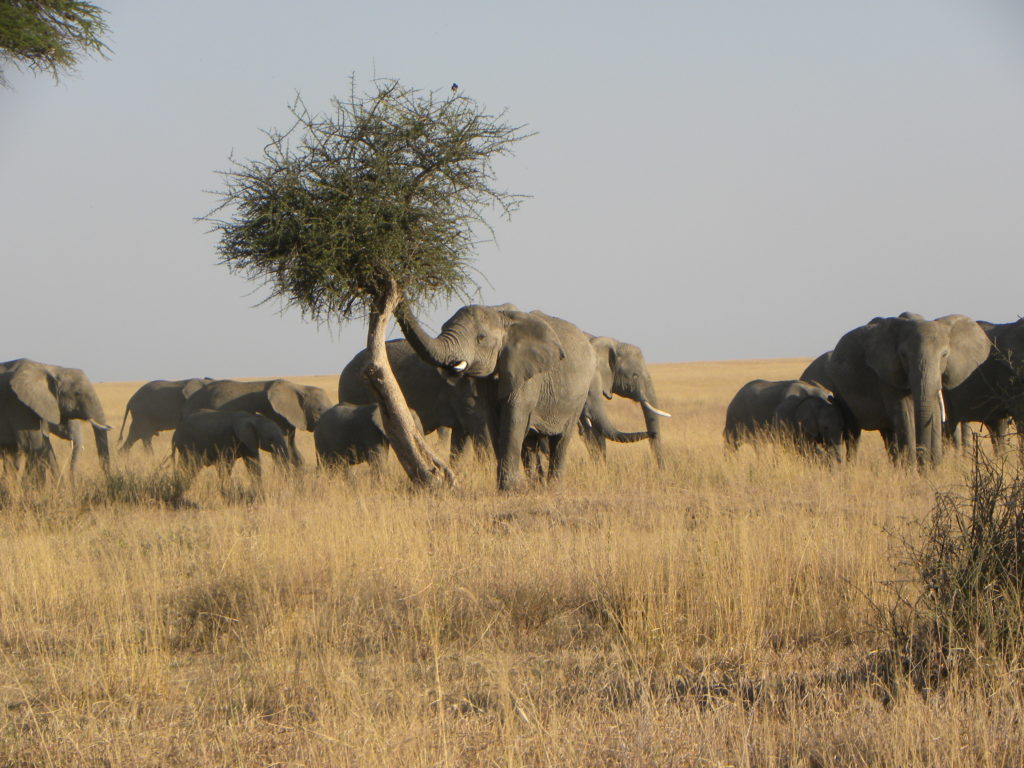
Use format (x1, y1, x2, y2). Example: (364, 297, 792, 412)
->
(314, 403, 422, 468)
(724, 379, 846, 462)
(172, 410, 291, 489)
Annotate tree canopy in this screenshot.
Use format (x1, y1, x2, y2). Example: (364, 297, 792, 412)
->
(209, 79, 531, 320)
(0, 0, 109, 86)
(207, 79, 531, 486)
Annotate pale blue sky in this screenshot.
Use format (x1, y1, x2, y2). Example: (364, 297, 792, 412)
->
(2, 1, 1023, 381)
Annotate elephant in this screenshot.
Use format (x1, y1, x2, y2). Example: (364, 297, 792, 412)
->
(0, 358, 111, 473)
(119, 378, 212, 453)
(581, 335, 670, 467)
(0, 360, 62, 479)
(182, 379, 333, 465)
(338, 340, 493, 459)
(723, 379, 846, 462)
(944, 318, 1024, 454)
(801, 351, 864, 457)
(396, 303, 614, 490)
(824, 314, 991, 465)
(172, 409, 291, 491)
(314, 403, 424, 468)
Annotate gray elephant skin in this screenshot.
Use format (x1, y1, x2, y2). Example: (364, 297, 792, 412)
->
(119, 378, 212, 453)
(396, 303, 598, 490)
(824, 314, 990, 465)
(339, 340, 493, 458)
(182, 378, 333, 464)
(800, 350, 864, 456)
(172, 409, 291, 487)
(0, 360, 62, 477)
(944, 318, 1024, 453)
(0, 358, 111, 473)
(724, 379, 846, 461)
(582, 335, 669, 466)
(315, 403, 424, 468)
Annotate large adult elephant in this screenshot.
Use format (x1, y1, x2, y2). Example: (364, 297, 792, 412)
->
(120, 378, 212, 453)
(825, 314, 990, 465)
(944, 319, 1024, 453)
(339, 340, 493, 458)
(582, 336, 670, 467)
(0, 358, 111, 473)
(182, 379, 333, 465)
(395, 303, 600, 490)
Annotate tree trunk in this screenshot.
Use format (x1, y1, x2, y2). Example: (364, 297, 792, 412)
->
(362, 289, 455, 488)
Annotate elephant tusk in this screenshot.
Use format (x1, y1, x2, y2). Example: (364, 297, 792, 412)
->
(642, 401, 672, 419)
(939, 390, 947, 423)
(450, 360, 468, 372)
(92, 420, 113, 431)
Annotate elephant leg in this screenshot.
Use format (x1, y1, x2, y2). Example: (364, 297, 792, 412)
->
(545, 432, 573, 483)
(449, 425, 469, 463)
(580, 424, 607, 461)
(989, 418, 1010, 456)
(242, 454, 262, 481)
(496, 404, 531, 491)
(286, 430, 303, 466)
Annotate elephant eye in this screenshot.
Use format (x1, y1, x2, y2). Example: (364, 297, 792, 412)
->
(477, 333, 488, 344)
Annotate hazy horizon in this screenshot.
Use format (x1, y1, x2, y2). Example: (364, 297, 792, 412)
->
(3, 0, 1023, 382)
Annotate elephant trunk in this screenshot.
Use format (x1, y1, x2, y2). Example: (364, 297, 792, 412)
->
(395, 307, 460, 371)
(93, 421, 111, 469)
(588, 397, 652, 444)
(635, 375, 668, 468)
(911, 363, 944, 466)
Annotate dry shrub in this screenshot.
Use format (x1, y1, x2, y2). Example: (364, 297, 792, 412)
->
(887, 445, 1024, 684)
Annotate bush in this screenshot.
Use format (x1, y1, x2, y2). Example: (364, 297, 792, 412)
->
(888, 446, 1024, 682)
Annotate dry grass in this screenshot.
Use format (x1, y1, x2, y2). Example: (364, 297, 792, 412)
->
(1, 361, 1021, 767)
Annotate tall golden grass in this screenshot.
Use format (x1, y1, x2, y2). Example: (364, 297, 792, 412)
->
(1, 361, 1020, 767)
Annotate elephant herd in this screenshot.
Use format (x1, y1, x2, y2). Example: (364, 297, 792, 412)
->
(0, 303, 672, 494)
(726, 312, 1024, 465)
(7, 307, 1016, 494)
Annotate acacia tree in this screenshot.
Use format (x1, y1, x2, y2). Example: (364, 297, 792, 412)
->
(207, 79, 530, 487)
(0, 0, 109, 86)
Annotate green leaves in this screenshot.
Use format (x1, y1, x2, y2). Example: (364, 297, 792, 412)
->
(206, 79, 531, 321)
(0, 0, 110, 85)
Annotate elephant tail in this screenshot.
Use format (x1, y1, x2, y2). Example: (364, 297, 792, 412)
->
(119, 402, 131, 442)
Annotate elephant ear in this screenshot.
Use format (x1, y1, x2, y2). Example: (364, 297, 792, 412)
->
(590, 337, 617, 398)
(496, 313, 565, 396)
(267, 380, 308, 430)
(233, 417, 261, 454)
(935, 315, 992, 388)
(10, 365, 61, 424)
(861, 319, 907, 389)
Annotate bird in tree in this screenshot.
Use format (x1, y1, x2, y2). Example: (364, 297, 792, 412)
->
(206, 78, 531, 487)
(0, 0, 110, 87)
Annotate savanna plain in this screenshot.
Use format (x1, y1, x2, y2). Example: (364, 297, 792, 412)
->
(2, 359, 1021, 767)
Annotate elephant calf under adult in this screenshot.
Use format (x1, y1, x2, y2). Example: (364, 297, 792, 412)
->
(182, 378, 333, 464)
(0, 360, 61, 479)
(120, 378, 212, 453)
(314, 403, 424, 468)
(339, 340, 493, 459)
(0, 358, 111, 475)
(172, 410, 291, 491)
(724, 379, 846, 462)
